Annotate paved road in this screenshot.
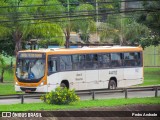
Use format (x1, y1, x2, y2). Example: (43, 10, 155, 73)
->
(0, 90, 159, 105)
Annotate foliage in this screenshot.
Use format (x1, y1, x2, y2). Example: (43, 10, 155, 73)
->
(41, 87, 80, 105)
(74, 4, 95, 42)
(0, 55, 14, 83)
(58, 0, 79, 12)
(0, 55, 5, 68)
(0, 37, 15, 56)
(97, 0, 120, 22)
(0, 0, 65, 55)
(99, 15, 150, 45)
(38, 37, 65, 48)
(136, 1, 160, 47)
(0, 55, 6, 82)
(140, 36, 160, 49)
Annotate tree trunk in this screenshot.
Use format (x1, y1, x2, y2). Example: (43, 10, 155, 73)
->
(13, 30, 23, 55)
(119, 34, 123, 45)
(119, 34, 127, 46)
(0, 69, 4, 83)
(65, 27, 70, 48)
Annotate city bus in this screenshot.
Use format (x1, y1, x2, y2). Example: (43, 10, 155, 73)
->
(14, 46, 143, 92)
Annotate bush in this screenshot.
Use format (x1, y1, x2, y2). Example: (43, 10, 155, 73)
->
(41, 87, 80, 105)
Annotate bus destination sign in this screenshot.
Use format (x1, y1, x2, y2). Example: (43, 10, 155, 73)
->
(19, 53, 44, 58)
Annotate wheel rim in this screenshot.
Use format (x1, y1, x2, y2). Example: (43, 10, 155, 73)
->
(110, 84, 116, 89)
(109, 81, 116, 89)
(60, 83, 66, 88)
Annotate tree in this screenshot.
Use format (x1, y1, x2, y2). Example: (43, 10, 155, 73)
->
(57, 1, 96, 47)
(98, 15, 150, 46)
(0, 55, 6, 83)
(74, 4, 95, 42)
(136, 0, 160, 47)
(97, 0, 120, 22)
(0, 0, 64, 55)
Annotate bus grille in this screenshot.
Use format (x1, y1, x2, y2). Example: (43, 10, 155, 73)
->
(20, 87, 37, 92)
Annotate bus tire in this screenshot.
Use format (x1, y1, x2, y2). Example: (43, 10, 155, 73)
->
(108, 80, 116, 90)
(60, 83, 66, 88)
(60, 80, 69, 89)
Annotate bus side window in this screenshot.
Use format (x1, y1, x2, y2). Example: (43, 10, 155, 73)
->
(124, 52, 141, 67)
(60, 56, 72, 71)
(48, 57, 57, 73)
(79, 55, 85, 70)
(134, 52, 141, 66)
(111, 53, 122, 67)
(72, 54, 85, 70)
(60, 57, 65, 71)
(98, 54, 110, 68)
(85, 54, 98, 69)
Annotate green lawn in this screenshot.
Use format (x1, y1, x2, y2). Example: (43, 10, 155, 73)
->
(0, 83, 17, 95)
(0, 67, 159, 95)
(0, 97, 159, 111)
(1, 68, 14, 82)
(141, 67, 160, 86)
(0, 67, 16, 95)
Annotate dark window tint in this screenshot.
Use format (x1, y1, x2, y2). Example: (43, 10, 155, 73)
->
(85, 54, 98, 69)
(124, 52, 141, 67)
(98, 54, 110, 68)
(48, 56, 57, 73)
(111, 53, 122, 67)
(72, 54, 85, 70)
(60, 56, 72, 71)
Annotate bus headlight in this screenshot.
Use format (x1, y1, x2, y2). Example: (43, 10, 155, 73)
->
(15, 82, 18, 85)
(40, 82, 43, 86)
(40, 81, 45, 86)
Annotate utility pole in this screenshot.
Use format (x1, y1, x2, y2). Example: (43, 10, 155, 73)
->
(96, 0, 99, 42)
(65, 0, 70, 48)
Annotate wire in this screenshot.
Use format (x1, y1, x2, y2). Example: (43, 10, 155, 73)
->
(0, 7, 159, 20)
(0, 0, 159, 9)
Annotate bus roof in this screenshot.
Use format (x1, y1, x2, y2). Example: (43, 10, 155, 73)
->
(19, 46, 143, 55)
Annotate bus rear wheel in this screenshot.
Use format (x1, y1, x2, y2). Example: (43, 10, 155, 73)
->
(108, 80, 116, 90)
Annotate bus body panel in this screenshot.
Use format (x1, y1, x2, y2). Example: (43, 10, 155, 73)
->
(47, 73, 60, 92)
(124, 67, 143, 87)
(86, 70, 99, 90)
(59, 71, 86, 90)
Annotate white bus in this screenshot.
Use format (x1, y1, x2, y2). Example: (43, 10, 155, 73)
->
(15, 46, 143, 92)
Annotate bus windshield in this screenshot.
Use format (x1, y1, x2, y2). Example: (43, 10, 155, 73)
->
(16, 58, 45, 80)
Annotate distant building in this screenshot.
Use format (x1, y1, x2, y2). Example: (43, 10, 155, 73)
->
(121, 0, 142, 11)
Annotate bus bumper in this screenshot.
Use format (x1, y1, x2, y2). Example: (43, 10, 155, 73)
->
(15, 85, 48, 92)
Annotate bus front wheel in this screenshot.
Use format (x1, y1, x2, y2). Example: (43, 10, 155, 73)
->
(108, 80, 116, 90)
(60, 83, 66, 88)
(60, 80, 69, 89)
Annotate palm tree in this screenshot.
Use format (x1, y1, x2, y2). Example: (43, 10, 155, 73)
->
(0, 0, 64, 55)
(74, 4, 96, 43)
(98, 15, 150, 46)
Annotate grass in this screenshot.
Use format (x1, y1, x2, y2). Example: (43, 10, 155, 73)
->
(0, 97, 159, 111)
(141, 67, 160, 86)
(0, 67, 16, 95)
(0, 67, 159, 95)
(0, 83, 17, 95)
(0, 68, 14, 82)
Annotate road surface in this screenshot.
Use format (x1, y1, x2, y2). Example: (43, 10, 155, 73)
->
(0, 90, 159, 105)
